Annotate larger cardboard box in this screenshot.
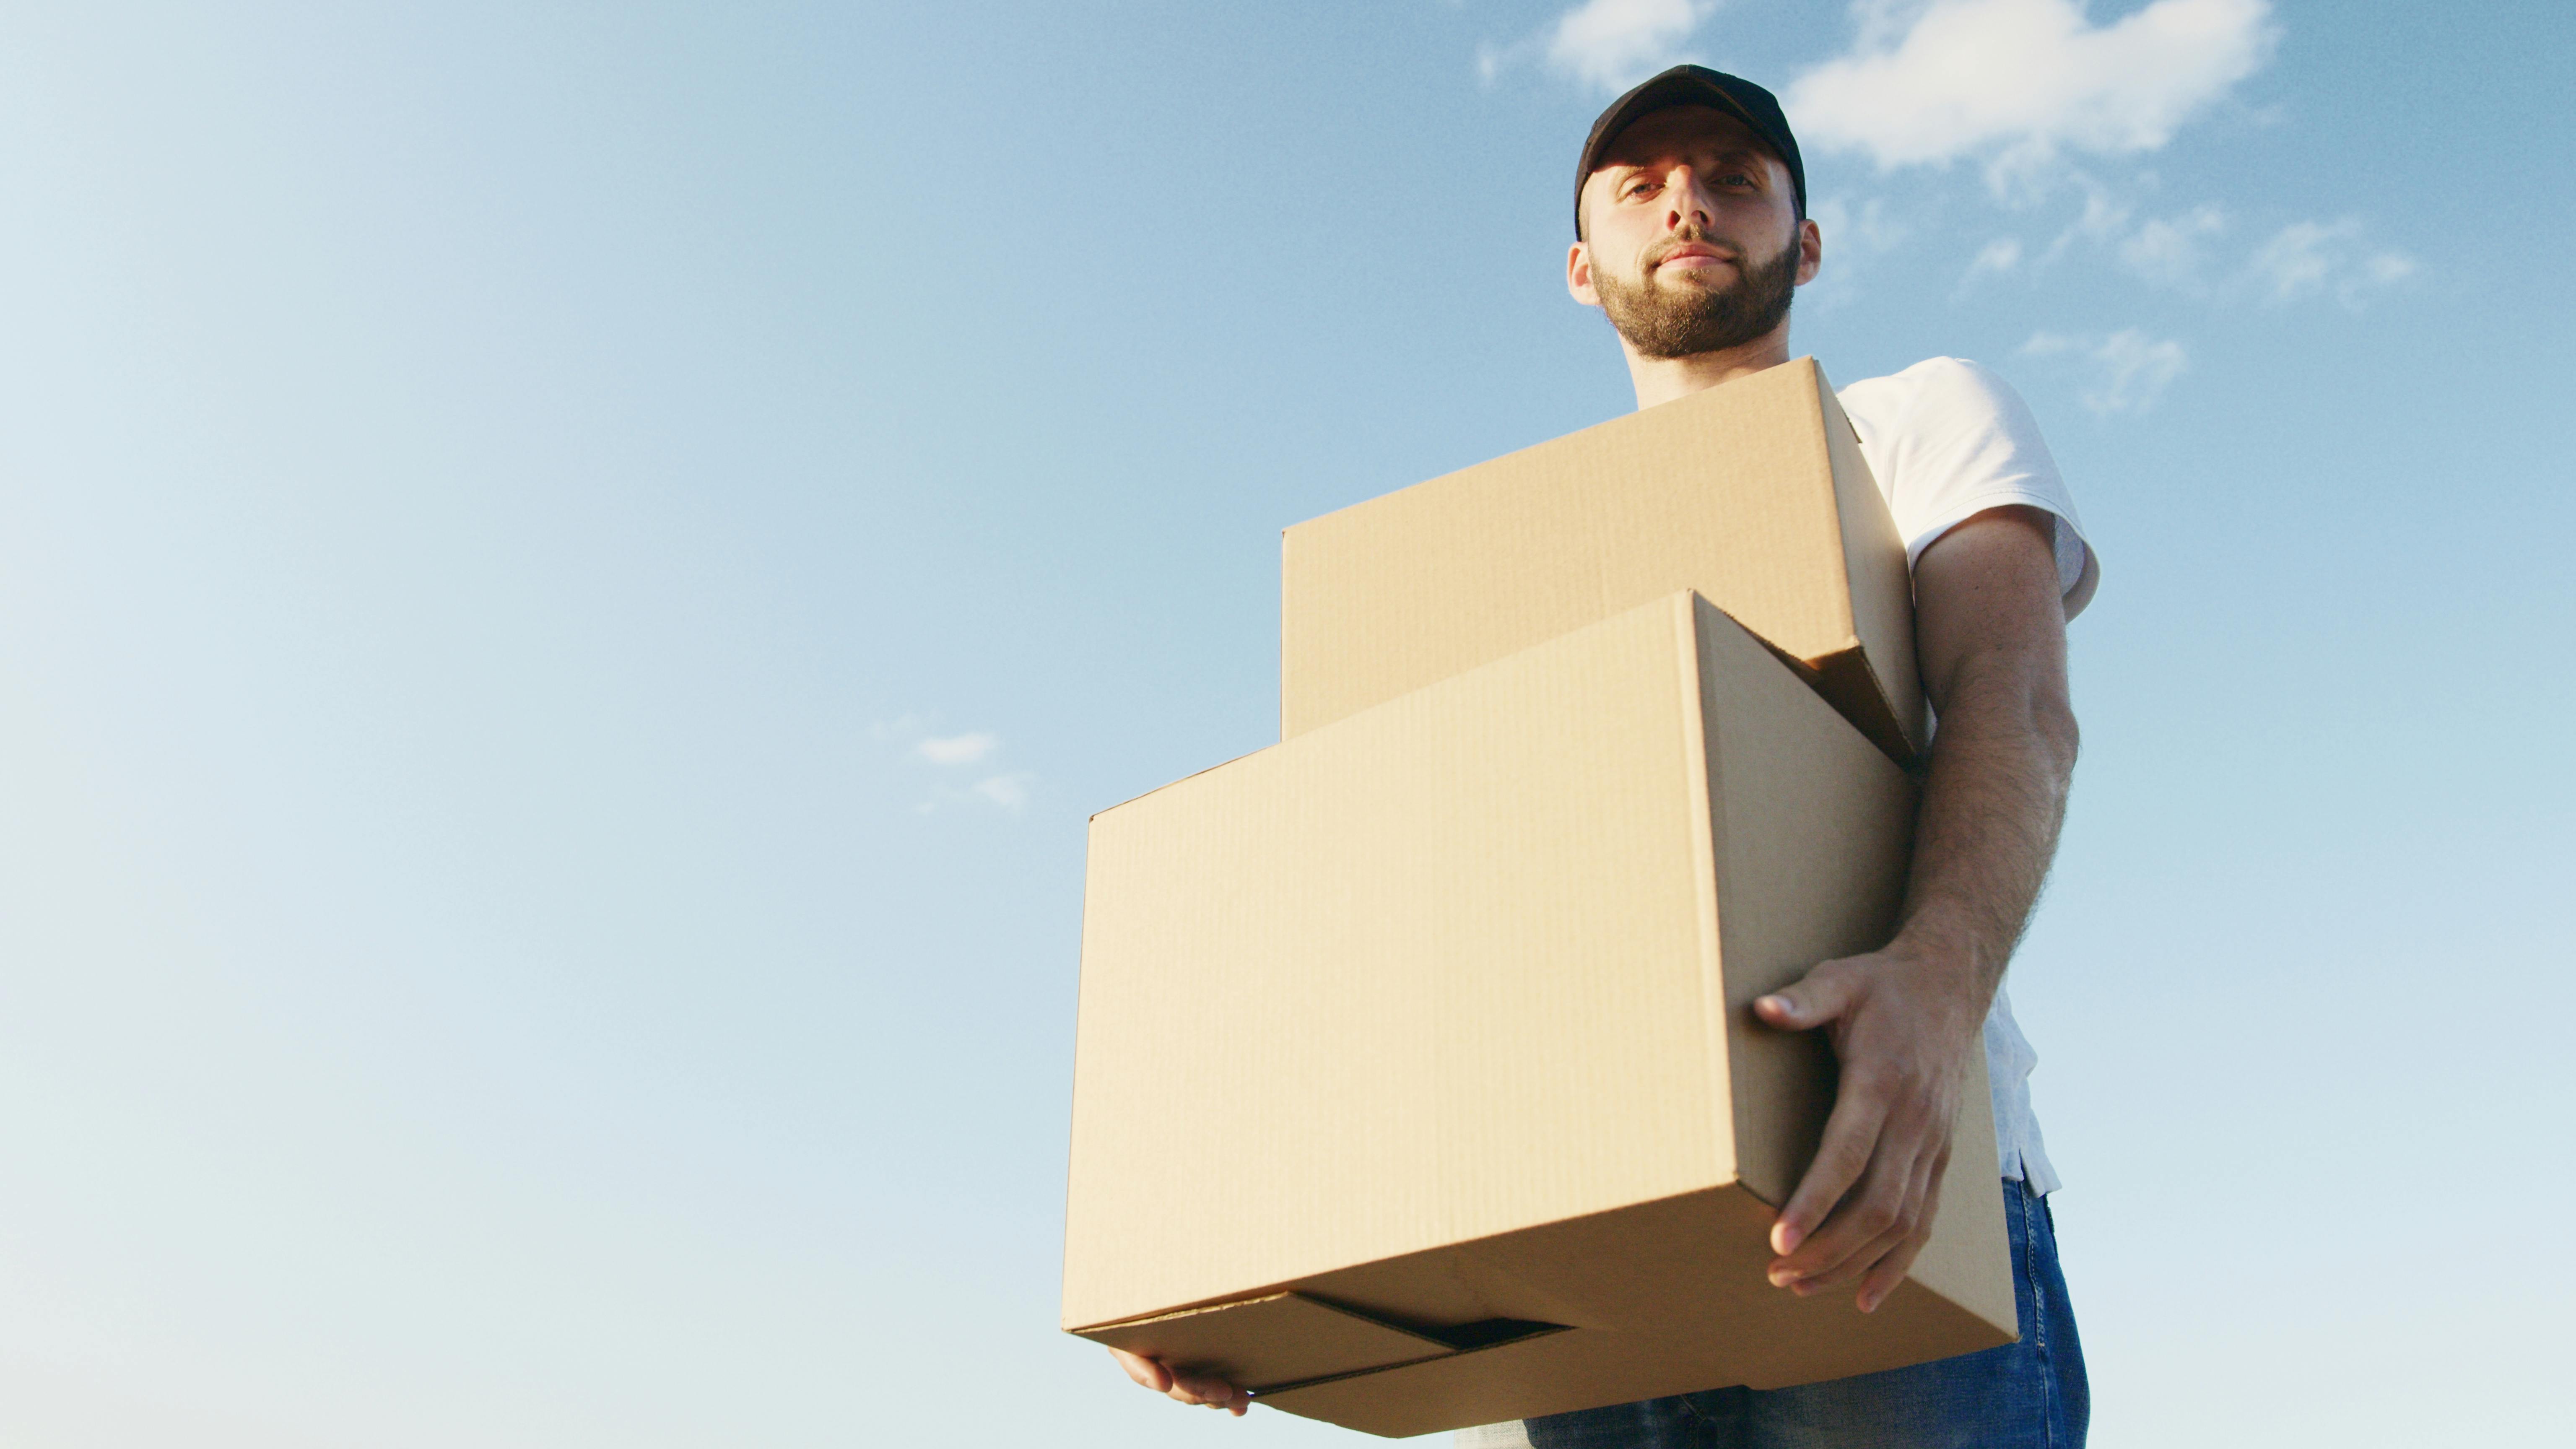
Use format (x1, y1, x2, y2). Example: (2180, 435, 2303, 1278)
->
(1282, 358, 1924, 767)
(1065, 593, 2012, 1438)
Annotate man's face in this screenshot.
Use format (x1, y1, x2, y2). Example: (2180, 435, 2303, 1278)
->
(1568, 105, 1820, 359)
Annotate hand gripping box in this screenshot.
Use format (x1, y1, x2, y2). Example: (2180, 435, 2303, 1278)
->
(1282, 358, 1924, 767)
(1063, 594, 2013, 1438)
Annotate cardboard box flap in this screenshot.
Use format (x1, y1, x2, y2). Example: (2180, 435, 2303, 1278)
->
(1817, 378, 1924, 765)
(1248, 1181, 2010, 1438)
(1281, 356, 1926, 765)
(1075, 1292, 1458, 1393)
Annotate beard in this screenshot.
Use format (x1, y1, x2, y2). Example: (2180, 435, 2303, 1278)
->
(1592, 225, 1801, 360)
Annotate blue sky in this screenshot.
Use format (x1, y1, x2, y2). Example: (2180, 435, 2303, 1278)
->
(0, 3, 2568, 1445)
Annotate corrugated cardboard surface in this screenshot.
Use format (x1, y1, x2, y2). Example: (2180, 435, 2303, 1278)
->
(1067, 595, 1729, 1333)
(1082, 1293, 1457, 1392)
(1280, 358, 1924, 765)
(1066, 594, 2011, 1435)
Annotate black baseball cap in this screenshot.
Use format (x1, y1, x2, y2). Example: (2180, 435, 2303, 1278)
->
(1574, 65, 1805, 235)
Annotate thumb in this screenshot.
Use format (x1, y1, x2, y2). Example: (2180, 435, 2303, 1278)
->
(1754, 968, 1858, 1032)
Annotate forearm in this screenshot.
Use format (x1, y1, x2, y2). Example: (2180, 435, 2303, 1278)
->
(1891, 651, 2080, 1012)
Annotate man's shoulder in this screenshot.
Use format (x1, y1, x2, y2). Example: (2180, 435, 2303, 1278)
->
(1835, 356, 2025, 433)
(1831, 355, 2096, 616)
(1835, 357, 2057, 470)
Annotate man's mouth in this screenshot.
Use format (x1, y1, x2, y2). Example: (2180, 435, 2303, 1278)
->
(1652, 242, 1738, 274)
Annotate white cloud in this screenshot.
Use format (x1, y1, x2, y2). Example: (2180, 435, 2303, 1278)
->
(1850, 0, 1937, 51)
(1552, 0, 1718, 91)
(971, 774, 1034, 810)
(2022, 327, 2187, 413)
(2027, 170, 2133, 265)
(2246, 218, 2416, 307)
(1810, 193, 1910, 256)
(914, 731, 999, 765)
(1800, 193, 1911, 308)
(2118, 203, 2228, 288)
(1787, 0, 2278, 179)
(1484, 0, 1717, 92)
(1965, 235, 2024, 279)
(878, 719, 1034, 815)
(1951, 234, 2024, 299)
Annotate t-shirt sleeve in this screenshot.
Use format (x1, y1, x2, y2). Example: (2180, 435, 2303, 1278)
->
(1839, 357, 2099, 620)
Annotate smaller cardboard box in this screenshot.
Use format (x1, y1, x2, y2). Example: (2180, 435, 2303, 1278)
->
(1282, 358, 1923, 766)
(1066, 593, 2012, 1438)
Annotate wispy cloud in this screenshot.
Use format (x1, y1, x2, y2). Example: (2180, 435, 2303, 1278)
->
(1971, 236, 2024, 273)
(909, 769, 1036, 815)
(2028, 171, 2135, 266)
(2246, 218, 2416, 307)
(876, 717, 1034, 815)
(2022, 327, 2188, 414)
(1811, 193, 1910, 256)
(1950, 234, 2026, 299)
(914, 731, 998, 765)
(2118, 203, 2228, 290)
(970, 774, 1034, 810)
(1787, 0, 2278, 184)
(1554, 0, 1718, 90)
(1483, 0, 1718, 92)
(1800, 192, 1911, 307)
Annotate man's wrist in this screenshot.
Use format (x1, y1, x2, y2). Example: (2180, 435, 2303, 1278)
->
(1877, 919, 2002, 1025)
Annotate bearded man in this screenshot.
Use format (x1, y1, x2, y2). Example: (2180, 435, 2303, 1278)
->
(1111, 65, 2098, 1449)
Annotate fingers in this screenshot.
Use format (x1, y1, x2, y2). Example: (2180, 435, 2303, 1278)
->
(1107, 1346, 1171, 1393)
(1771, 1071, 1950, 1277)
(1773, 1126, 1950, 1311)
(1852, 1230, 1930, 1314)
(1768, 1073, 1885, 1257)
(1812, 1136, 1945, 1290)
(1790, 1190, 1918, 1295)
(1169, 1370, 1253, 1416)
(1856, 1171, 1945, 1314)
(1754, 948, 1978, 1311)
(1773, 1153, 1905, 1289)
(1105, 1347, 1250, 1416)
(1755, 960, 1873, 1258)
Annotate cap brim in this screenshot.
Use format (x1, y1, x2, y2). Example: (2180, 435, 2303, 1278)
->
(1591, 73, 1768, 165)
(1575, 68, 1801, 234)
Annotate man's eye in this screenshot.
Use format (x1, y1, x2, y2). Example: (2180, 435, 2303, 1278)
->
(1624, 180, 1661, 199)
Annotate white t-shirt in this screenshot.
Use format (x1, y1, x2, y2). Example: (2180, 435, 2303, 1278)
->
(1837, 356, 2096, 1195)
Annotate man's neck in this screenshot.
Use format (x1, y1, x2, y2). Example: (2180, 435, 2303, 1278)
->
(1621, 327, 1793, 410)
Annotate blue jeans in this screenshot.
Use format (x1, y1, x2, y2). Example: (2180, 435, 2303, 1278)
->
(1516, 1180, 2087, 1449)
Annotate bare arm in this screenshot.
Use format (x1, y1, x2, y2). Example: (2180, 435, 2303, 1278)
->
(1752, 505, 2079, 1311)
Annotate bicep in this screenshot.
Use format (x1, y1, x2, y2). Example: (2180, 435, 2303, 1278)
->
(1910, 506, 2071, 720)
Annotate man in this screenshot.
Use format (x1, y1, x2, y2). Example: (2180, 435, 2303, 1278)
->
(1111, 66, 2093, 1449)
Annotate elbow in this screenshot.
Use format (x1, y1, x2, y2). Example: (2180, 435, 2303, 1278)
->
(2033, 688, 2080, 785)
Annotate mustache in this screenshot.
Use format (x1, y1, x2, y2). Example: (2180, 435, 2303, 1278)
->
(1641, 224, 1747, 270)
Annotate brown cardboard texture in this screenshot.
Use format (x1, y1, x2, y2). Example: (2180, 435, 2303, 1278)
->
(1065, 593, 2012, 1437)
(1281, 357, 1924, 766)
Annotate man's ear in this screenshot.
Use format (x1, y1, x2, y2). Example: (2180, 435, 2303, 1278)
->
(1568, 239, 1602, 307)
(1794, 216, 1822, 288)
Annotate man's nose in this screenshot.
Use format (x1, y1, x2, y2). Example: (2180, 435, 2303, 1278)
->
(1663, 166, 1716, 230)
